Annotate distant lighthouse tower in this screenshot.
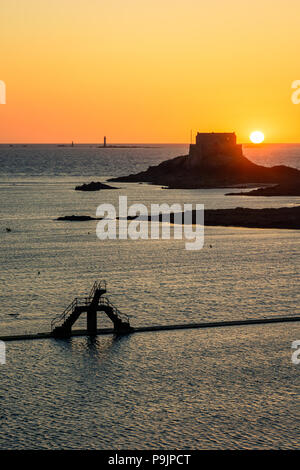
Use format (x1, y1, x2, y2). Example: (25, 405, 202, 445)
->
(104, 136, 107, 148)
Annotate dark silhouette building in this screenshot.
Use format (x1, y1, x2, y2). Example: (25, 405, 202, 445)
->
(189, 132, 243, 167)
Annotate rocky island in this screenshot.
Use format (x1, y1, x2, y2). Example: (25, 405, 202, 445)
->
(109, 132, 300, 190)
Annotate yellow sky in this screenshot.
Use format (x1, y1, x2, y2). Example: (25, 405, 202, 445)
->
(1, 0, 300, 143)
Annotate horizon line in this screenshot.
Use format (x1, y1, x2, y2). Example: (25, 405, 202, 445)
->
(1, 141, 300, 146)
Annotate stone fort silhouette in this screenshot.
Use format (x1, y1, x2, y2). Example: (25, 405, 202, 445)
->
(189, 132, 243, 167)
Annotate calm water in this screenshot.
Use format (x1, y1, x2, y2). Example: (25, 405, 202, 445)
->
(0, 144, 299, 449)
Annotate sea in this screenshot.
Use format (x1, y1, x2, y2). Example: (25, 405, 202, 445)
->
(0, 143, 299, 449)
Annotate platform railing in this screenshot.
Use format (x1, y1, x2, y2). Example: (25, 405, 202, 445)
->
(51, 298, 79, 330)
(99, 296, 130, 324)
(88, 280, 107, 301)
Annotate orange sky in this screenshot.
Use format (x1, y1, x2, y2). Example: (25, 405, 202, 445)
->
(1, 0, 300, 143)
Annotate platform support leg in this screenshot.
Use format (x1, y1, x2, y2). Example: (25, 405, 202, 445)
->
(87, 308, 97, 335)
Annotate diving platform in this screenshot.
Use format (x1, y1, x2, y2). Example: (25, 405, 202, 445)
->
(50, 280, 132, 338)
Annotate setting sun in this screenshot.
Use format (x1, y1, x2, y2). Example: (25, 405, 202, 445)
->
(250, 131, 265, 144)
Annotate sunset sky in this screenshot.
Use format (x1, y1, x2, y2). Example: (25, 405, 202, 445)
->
(1, 0, 300, 143)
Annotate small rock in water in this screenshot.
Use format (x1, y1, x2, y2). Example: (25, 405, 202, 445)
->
(56, 215, 99, 221)
(75, 181, 118, 191)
